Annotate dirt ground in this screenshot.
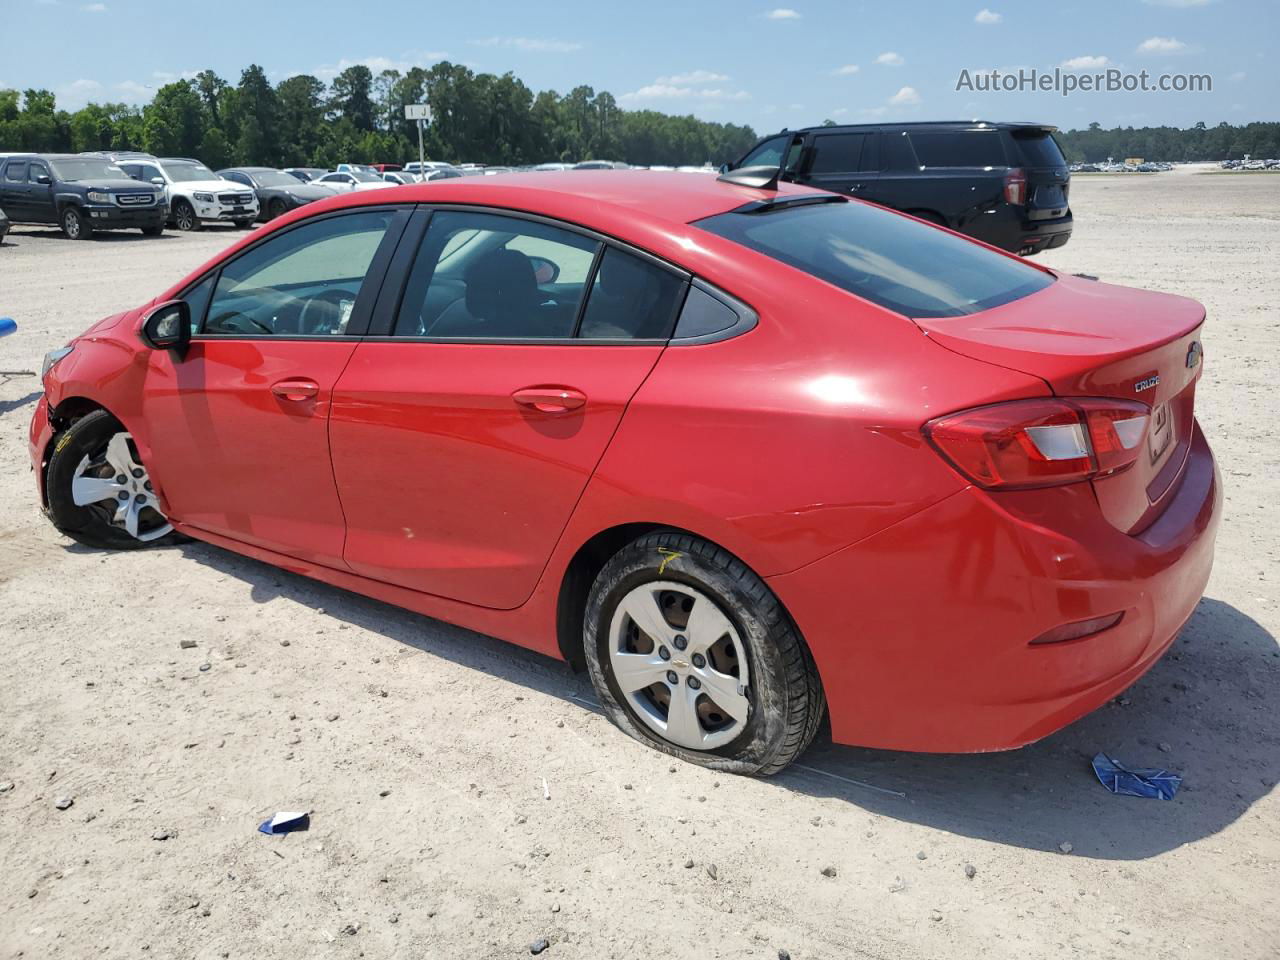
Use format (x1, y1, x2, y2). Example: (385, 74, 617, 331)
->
(1, 173, 1277, 960)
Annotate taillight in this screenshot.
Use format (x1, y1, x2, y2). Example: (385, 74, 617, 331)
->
(923, 397, 1150, 490)
(1004, 167, 1027, 206)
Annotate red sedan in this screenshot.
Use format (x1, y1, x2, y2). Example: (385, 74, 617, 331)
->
(29, 171, 1220, 775)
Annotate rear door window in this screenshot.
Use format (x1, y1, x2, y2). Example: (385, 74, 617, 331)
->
(695, 200, 1053, 318)
(577, 248, 686, 340)
(809, 133, 869, 174)
(880, 132, 919, 171)
(909, 131, 1007, 168)
(5, 161, 27, 182)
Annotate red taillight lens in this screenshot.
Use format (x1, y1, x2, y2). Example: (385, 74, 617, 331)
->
(923, 398, 1150, 490)
(1004, 167, 1027, 206)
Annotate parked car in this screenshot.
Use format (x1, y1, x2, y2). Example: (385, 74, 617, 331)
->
(217, 167, 338, 221)
(422, 168, 464, 181)
(0, 153, 165, 239)
(312, 170, 396, 192)
(0, 205, 9, 243)
(382, 172, 416, 185)
(336, 163, 378, 175)
(29, 170, 1219, 775)
(370, 163, 402, 173)
(730, 121, 1072, 255)
(573, 160, 616, 170)
(284, 167, 329, 183)
(404, 161, 456, 177)
(92, 152, 259, 231)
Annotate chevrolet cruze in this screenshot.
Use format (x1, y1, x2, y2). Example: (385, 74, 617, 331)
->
(29, 171, 1221, 775)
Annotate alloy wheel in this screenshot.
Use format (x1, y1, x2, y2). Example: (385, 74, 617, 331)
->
(70, 431, 172, 542)
(608, 581, 751, 751)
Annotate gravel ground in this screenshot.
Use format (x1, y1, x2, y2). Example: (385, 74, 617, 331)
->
(1, 174, 1277, 959)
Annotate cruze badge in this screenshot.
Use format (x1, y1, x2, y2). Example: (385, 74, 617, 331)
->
(1134, 375, 1160, 392)
(1186, 341, 1203, 369)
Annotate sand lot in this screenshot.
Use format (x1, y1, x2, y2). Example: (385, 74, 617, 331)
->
(1, 174, 1277, 959)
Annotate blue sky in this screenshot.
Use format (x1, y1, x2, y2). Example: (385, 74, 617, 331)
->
(1, 0, 1272, 132)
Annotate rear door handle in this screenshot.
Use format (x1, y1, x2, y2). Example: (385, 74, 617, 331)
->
(271, 378, 319, 401)
(512, 386, 587, 415)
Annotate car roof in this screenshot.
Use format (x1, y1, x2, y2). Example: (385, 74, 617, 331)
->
(223, 166, 276, 173)
(305, 169, 827, 229)
(764, 120, 1058, 136)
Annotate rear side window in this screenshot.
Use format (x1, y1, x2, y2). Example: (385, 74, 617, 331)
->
(880, 132, 919, 171)
(394, 210, 599, 338)
(809, 133, 869, 174)
(5, 162, 27, 182)
(578, 248, 686, 339)
(1013, 131, 1067, 167)
(909, 131, 1007, 168)
(695, 201, 1053, 319)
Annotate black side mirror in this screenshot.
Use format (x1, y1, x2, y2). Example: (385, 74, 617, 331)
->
(139, 300, 191, 358)
(718, 163, 729, 175)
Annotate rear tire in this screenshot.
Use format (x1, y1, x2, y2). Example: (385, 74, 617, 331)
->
(45, 410, 184, 550)
(583, 531, 825, 776)
(61, 207, 92, 240)
(172, 200, 200, 232)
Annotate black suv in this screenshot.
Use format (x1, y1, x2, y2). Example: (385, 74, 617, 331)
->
(0, 153, 166, 240)
(730, 121, 1071, 255)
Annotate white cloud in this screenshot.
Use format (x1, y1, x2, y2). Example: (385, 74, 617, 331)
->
(55, 78, 103, 109)
(620, 83, 749, 102)
(310, 53, 449, 82)
(875, 52, 905, 67)
(766, 8, 802, 19)
(473, 36, 582, 53)
(116, 80, 151, 100)
(831, 64, 861, 76)
(656, 70, 729, 85)
(1061, 55, 1110, 69)
(152, 69, 199, 84)
(974, 8, 1002, 24)
(1137, 36, 1187, 54)
(80, 2, 106, 10)
(889, 86, 920, 105)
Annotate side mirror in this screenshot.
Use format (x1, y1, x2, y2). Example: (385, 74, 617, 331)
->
(36, 174, 53, 185)
(718, 163, 729, 175)
(150, 177, 165, 186)
(139, 300, 191, 357)
(529, 256, 561, 285)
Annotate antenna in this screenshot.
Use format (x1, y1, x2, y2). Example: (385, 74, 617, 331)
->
(716, 164, 782, 190)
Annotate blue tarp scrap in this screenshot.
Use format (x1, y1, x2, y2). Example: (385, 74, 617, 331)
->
(1092, 752, 1182, 800)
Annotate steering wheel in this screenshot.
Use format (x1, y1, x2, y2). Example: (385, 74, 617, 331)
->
(298, 288, 356, 335)
(206, 309, 273, 335)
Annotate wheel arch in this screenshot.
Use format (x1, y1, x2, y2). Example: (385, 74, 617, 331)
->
(553, 522, 820, 700)
(38, 397, 121, 507)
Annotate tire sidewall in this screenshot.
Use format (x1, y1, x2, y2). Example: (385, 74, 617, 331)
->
(62, 207, 88, 240)
(45, 411, 171, 551)
(173, 200, 198, 231)
(584, 536, 794, 774)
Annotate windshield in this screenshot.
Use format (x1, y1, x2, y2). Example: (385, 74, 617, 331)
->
(48, 158, 127, 181)
(350, 170, 382, 182)
(253, 171, 304, 187)
(1014, 131, 1068, 168)
(161, 160, 218, 182)
(695, 200, 1054, 318)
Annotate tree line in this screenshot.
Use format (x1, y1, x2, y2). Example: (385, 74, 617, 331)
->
(1055, 121, 1279, 163)
(0, 62, 758, 169)
(1, 63, 1275, 168)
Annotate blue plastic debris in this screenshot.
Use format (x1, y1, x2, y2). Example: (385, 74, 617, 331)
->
(258, 811, 310, 835)
(1092, 752, 1182, 800)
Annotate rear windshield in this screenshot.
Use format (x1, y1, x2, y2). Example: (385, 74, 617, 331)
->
(1013, 131, 1067, 167)
(695, 200, 1054, 318)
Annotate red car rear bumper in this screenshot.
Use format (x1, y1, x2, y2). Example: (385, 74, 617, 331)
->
(767, 421, 1221, 753)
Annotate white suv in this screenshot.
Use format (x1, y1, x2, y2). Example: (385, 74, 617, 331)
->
(115, 155, 260, 231)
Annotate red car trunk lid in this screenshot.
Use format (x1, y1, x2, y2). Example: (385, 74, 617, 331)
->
(918, 273, 1206, 533)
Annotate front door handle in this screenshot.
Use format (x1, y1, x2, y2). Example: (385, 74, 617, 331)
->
(271, 378, 319, 401)
(512, 386, 587, 415)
